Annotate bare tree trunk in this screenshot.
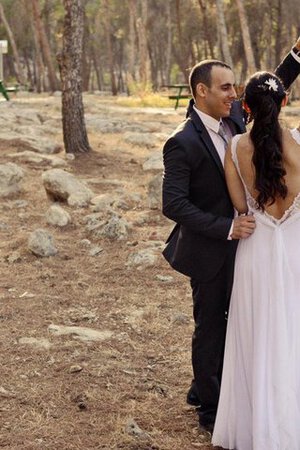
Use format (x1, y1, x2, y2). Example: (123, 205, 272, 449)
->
(235, 0, 257, 74)
(165, 0, 172, 84)
(174, 0, 189, 82)
(0, 3, 25, 84)
(215, 0, 233, 66)
(57, 0, 91, 154)
(30, 13, 45, 93)
(274, 0, 283, 66)
(103, 0, 117, 95)
(31, 0, 59, 91)
(136, 1, 151, 87)
(127, 0, 136, 82)
(198, 0, 215, 59)
(92, 46, 103, 91)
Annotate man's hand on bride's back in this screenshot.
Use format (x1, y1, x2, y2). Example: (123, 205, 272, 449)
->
(231, 215, 256, 239)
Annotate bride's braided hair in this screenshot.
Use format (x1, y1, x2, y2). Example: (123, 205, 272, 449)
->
(244, 71, 287, 210)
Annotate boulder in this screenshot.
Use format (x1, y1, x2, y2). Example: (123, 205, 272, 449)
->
(42, 169, 94, 207)
(28, 229, 58, 257)
(0, 162, 24, 198)
(45, 204, 71, 227)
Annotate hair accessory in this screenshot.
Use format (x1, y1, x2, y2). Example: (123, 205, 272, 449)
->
(264, 78, 278, 92)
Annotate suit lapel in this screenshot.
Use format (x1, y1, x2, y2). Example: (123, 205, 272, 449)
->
(190, 109, 225, 177)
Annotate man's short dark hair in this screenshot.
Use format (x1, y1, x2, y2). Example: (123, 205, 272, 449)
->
(189, 60, 232, 98)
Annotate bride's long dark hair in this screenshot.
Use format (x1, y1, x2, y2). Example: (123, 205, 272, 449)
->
(244, 71, 287, 210)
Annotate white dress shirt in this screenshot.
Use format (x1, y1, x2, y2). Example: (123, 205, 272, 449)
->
(193, 105, 234, 239)
(193, 105, 232, 166)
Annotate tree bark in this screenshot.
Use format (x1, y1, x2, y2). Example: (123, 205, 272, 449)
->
(198, 0, 215, 59)
(103, 0, 117, 95)
(235, 0, 257, 74)
(58, 0, 91, 154)
(274, 0, 283, 67)
(174, 0, 189, 83)
(165, 0, 172, 84)
(127, 0, 136, 83)
(0, 3, 25, 84)
(215, 0, 233, 66)
(31, 0, 59, 91)
(136, 1, 151, 87)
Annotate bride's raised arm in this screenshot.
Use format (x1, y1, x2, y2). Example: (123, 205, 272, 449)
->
(224, 142, 248, 215)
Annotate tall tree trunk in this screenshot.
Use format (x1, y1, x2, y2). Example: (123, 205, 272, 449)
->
(174, 0, 189, 82)
(215, 0, 233, 66)
(198, 0, 215, 59)
(127, 0, 136, 83)
(103, 0, 117, 95)
(235, 0, 257, 74)
(136, 1, 151, 87)
(92, 46, 103, 91)
(31, 0, 59, 91)
(0, 3, 25, 84)
(165, 0, 172, 84)
(57, 0, 91, 154)
(274, 0, 283, 67)
(30, 13, 45, 93)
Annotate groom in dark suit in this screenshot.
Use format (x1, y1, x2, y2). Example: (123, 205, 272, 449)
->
(162, 39, 300, 432)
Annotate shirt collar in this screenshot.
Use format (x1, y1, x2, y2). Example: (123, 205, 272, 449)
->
(193, 105, 221, 134)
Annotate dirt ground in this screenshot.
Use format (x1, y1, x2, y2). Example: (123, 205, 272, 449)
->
(0, 93, 299, 450)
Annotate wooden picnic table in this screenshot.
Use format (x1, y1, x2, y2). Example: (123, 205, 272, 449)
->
(163, 84, 192, 109)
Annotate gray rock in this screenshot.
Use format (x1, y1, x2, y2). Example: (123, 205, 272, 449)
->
(125, 418, 150, 439)
(86, 117, 124, 133)
(48, 324, 113, 342)
(124, 132, 156, 148)
(95, 215, 129, 240)
(90, 193, 116, 211)
(143, 150, 163, 171)
(28, 229, 58, 257)
(42, 169, 94, 207)
(9, 151, 66, 167)
(156, 274, 174, 283)
(6, 251, 22, 264)
(0, 163, 24, 198)
(172, 313, 190, 325)
(89, 246, 103, 256)
(126, 249, 157, 268)
(148, 173, 162, 209)
(19, 337, 52, 350)
(45, 204, 71, 227)
(80, 239, 91, 247)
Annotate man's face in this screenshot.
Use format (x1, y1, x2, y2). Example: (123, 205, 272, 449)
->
(196, 66, 237, 120)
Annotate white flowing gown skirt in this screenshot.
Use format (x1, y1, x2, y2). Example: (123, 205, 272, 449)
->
(212, 210, 300, 450)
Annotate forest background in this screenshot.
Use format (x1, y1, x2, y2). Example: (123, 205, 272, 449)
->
(1, 0, 300, 98)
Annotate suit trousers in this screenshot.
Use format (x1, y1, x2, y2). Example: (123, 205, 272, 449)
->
(191, 252, 235, 425)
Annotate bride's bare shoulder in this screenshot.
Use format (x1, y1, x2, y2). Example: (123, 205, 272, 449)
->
(236, 132, 253, 152)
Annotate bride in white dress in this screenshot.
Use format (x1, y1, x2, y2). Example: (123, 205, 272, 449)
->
(212, 71, 300, 450)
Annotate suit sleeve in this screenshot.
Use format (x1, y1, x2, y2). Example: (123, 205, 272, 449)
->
(162, 136, 232, 240)
(275, 51, 300, 90)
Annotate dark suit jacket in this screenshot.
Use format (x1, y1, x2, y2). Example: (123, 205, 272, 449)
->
(162, 51, 300, 282)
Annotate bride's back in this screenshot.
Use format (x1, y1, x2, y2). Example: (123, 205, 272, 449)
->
(236, 128, 300, 220)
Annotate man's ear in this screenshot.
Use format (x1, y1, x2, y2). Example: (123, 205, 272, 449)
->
(242, 100, 251, 114)
(281, 94, 288, 107)
(196, 83, 207, 98)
